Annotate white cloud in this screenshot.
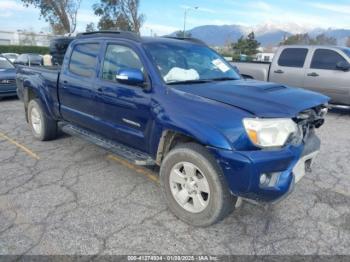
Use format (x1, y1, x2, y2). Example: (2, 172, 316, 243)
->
(309, 3, 350, 15)
(0, 0, 25, 11)
(141, 23, 179, 36)
(0, 11, 14, 18)
(77, 9, 99, 24)
(179, 5, 218, 14)
(254, 1, 273, 11)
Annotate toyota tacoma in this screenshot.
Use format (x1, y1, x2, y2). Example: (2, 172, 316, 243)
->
(16, 31, 329, 226)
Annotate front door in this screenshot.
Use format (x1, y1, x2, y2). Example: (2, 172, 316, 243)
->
(94, 42, 152, 152)
(304, 48, 350, 105)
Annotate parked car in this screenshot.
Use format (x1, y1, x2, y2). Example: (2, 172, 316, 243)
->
(0, 56, 17, 100)
(232, 45, 350, 106)
(16, 32, 329, 226)
(2, 53, 19, 63)
(14, 53, 43, 67)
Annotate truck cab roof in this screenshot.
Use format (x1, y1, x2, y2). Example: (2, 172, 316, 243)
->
(76, 31, 206, 46)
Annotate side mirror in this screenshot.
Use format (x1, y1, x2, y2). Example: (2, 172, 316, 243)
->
(336, 61, 350, 71)
(116, 68, 145, 86)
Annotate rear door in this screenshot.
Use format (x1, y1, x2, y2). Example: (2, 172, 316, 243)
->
(269, 47, 308, 87)
(94, 41, 152, 152)
(59, 42, 103, 131)
(304, 48, 350, 105)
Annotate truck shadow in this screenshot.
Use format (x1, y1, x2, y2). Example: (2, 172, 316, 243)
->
(328, 107, 350, 117)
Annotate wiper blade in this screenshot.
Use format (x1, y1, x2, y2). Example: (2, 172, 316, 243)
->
(166, 79, 212, 85)
(208, 77, 238, 81)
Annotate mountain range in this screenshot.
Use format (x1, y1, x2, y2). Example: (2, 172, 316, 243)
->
(170, 23, 350, 47)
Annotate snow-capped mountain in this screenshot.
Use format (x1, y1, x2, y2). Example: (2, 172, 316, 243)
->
(170, 23, 350, 47)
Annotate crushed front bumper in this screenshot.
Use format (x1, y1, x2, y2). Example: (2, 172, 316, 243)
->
(210, 132, 320, 203)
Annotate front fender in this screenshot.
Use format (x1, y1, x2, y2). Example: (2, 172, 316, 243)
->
(159, 116, 233, 150)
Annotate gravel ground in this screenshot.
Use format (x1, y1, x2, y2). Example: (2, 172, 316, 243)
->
(0, 97, 349, 255)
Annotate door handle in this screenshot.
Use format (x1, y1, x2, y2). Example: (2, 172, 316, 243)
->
(307, 72, 319, 77)
(274, 69, 284, 74)
(63, 80, 68, 84)
(97, 87, 103, 92)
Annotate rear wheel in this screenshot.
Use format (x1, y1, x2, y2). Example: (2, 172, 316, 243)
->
(28, 99, 57, 141)
(160, 143, 236, 226)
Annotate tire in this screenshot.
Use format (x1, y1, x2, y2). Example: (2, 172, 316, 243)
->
(27, 99, 57, 141)
(160, 143, 237, 226)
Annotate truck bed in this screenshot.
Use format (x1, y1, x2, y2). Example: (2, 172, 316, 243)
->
(16, 65, 61, 119)
(231, 61, 271, 81)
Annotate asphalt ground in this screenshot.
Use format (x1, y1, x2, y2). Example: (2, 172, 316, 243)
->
(0, 97, 349, 255)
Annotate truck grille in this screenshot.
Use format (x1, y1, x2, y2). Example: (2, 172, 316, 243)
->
(0, 79, 16, 86)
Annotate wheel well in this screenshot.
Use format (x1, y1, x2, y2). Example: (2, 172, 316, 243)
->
(156, 130, 200, 165)
(24, 88, 37, 122)
(27, 88, 37, 104)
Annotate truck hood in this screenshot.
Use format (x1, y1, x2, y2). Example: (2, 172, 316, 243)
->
(174, 79, 330, 118)
(0, 68, 16, 80)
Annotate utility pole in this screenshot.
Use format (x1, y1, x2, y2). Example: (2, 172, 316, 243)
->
(183, 6, 198, 38)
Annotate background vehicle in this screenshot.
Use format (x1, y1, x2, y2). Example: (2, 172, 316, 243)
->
(14, 53, 43, 66)
(16, 31, 329, 226)
(0, 56, 17, 100)
(255, 52, 274, 62)
(232, 46, 350, 106)
(2, 53, 19, 63)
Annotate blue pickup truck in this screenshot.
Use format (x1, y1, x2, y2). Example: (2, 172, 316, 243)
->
(16, 31, 329, 226)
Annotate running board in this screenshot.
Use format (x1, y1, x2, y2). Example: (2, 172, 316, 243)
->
(60, 123, 155, 166)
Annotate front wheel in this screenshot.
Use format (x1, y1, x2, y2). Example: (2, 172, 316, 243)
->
(28, 99, 57, 141)
(160, 143, 236, 226)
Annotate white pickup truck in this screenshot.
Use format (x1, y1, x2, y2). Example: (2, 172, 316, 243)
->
(232, 45, 350, 106)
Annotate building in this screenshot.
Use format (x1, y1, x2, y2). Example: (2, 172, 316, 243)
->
(255, 52, 275, 62)
(0, 30, 55, 46)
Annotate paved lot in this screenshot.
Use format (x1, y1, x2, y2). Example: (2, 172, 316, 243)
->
(0, 98, 349, 255)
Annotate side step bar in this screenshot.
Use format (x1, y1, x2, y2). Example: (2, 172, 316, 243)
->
(60, 123, 155, 166)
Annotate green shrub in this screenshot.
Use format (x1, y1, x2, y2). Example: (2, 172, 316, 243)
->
(0, 45, 49, 55)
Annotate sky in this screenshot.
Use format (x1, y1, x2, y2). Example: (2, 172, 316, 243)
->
(0, 0, 350, 35)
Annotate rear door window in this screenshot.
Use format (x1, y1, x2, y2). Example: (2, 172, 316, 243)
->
(69, 43, 100, 77)
(311, 49, 347, 70)
(278, 48, 308, 68)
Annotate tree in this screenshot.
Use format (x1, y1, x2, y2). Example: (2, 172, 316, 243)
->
(20, 0, 81, 35)
(175, 31, 192, 38)
(280, 33, 310, 45)
(85, 23, 96, 32)
(232, 32, 260, 56)
(93, 0, 145, 33)
(280, 33, 337, 46)
(311, 34, 337, 45)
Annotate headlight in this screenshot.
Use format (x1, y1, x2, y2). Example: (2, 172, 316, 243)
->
(243, 118, 299, 148)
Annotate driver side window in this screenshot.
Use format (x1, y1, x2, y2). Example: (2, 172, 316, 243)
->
(102, 44, 143, 81)
(311, 49, 347, 70)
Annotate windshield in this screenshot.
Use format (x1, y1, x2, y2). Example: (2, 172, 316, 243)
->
(0, 57, 14, 69)
(144, 42, 240, 84)
(341, 47, 350, 59)
(4, 54, 18, 60)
